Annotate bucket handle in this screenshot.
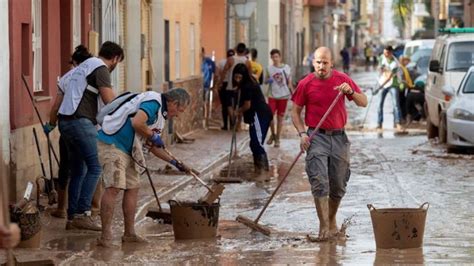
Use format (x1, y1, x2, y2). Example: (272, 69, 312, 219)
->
(367, 204, 376, 212)
(419, 202, 429, 210)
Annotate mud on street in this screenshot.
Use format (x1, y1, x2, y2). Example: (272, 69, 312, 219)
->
(3, 70, 474, 265)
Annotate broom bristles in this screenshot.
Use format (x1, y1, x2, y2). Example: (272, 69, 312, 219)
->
(236, 215, 272, 236)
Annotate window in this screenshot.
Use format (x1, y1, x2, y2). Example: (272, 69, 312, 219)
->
(32, 0, 42, 92)
(190, 23, 195, 76)
(463, 73, 474, 93)
(72, 0, 81, 48)
(446, 42, 474, 72)
(175, 22, 180, 79)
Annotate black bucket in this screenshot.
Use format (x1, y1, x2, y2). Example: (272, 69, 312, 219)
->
(169, 200, 220, 240)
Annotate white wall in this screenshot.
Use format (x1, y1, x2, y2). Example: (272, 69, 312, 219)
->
(267, 0, 280, 66)
(126, 1, 142, 91)
(0, 0, 10, 167)
(151, 0, 164, 91)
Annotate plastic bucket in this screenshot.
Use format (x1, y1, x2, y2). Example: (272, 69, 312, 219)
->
(368, 202, 429, 249)
(169, 200, 220, 240)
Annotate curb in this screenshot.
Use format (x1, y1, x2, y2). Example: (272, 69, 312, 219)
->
(135, 134, 250, 224)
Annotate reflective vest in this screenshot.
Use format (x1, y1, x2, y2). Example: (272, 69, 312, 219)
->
(100, 91, 165, 136)
(58, 57, 106, 115)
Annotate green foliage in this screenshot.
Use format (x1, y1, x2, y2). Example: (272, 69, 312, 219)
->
(392, 0, 414, 37)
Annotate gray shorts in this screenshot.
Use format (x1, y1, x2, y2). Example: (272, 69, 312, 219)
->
(305, 130, 351, 200)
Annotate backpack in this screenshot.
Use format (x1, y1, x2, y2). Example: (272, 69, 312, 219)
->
(96, 91, 139, 125)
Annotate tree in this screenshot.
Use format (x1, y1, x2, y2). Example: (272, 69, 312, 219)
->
(392, 0, 413, 38)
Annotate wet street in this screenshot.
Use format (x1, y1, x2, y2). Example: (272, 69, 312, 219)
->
(7, 70, 474, 264)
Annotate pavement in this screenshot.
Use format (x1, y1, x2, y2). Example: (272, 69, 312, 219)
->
(0, 127, 250, 265)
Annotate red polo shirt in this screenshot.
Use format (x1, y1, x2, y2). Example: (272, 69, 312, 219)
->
(291, 70, 361, 129)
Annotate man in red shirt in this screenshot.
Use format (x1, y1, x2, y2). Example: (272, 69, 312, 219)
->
(291, 47, 367, 241)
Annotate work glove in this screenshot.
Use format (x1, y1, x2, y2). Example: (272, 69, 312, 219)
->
(169, 159, 188, 173)
(43, 122, 56, 135)
(149, 132, 165, 148)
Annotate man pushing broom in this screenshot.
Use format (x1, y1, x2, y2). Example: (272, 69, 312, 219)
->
(291, 47, 367, 241)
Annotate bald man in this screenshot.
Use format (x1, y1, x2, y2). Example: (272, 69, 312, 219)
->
(291, 47, 367, 241)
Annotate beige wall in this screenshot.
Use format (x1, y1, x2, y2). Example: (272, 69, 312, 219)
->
(201, 0, 226, 62)
(163, 0, 202, 81)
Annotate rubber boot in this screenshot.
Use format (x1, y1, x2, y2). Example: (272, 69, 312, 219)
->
(253, 155, 261, 174)
(328, 198, 341, 236)
(259, 153, 270, 171)
(51, 188, 67, 218)
(314, 197, 330, 241)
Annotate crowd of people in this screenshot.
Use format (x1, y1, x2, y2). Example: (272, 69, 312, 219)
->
(2, 41, 371, 249)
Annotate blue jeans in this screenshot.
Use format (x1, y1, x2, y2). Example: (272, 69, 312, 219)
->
(58, 118, 101, 219)
(377, 86, 402, 126)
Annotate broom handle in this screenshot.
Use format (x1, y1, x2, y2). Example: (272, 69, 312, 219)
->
(21, 74, 60, 165)
(227, 89, 241, 178)
(253, 91, 343, 223)
(189, 171, 214, 193)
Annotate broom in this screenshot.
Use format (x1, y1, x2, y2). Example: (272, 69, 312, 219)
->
(236, 91, 344, 235)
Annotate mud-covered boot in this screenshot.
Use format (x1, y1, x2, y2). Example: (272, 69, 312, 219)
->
(51, 188, 67, 218)
(310, 197, 330, 242)
(328, 198, 341, 237)
(253, 155, 262, 173)
(259, 153, 270, 171)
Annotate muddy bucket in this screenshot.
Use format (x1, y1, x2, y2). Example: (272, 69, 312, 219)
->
(368, 202, 429, 249)
(169, 200, 220, 240)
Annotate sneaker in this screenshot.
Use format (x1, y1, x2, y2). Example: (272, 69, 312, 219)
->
(122, 234, 148, 243)
(69, 212, 102, 231)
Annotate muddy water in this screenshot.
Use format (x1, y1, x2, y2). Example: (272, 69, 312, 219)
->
(32, 132, 470, 264)
(7, 132, 468, 264)
(4, 70, 473, 264)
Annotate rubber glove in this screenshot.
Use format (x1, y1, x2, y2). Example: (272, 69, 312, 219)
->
(43, 122, 56, 135)
(149, 132, 165, 148)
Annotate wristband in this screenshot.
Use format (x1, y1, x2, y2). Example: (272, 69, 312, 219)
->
(347, 89, 355, 96)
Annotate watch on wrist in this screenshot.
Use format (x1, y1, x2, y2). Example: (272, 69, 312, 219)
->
(298, 131, 308, 137)
(347, 89, 355, 96)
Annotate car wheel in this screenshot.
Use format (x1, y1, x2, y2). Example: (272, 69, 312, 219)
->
(425, 102, 438, 139)
(438, 111, 447, 144)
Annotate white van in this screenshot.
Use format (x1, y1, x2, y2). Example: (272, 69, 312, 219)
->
(424, 30, 474, 141)
(403, 39, 435, 58)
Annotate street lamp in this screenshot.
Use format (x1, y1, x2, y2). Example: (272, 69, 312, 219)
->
(231, 0, 257, 20)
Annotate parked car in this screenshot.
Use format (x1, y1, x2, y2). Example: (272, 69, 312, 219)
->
(441, 66, 474, 152)
(424, 29, 474, 141)
(403, 39, 435, 58)
(407, 48, 432, 76)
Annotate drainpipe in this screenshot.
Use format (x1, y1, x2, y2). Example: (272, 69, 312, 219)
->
(0, 0, 11, 200)
(150, 0, 164, 91)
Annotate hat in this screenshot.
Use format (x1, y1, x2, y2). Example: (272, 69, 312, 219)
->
(415, 80, 425, 88)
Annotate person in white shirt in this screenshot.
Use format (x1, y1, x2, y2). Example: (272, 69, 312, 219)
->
(265, 49, 294, 147)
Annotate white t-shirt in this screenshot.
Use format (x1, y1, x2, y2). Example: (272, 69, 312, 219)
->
(379, 56, 399, 88)
(267, 64, 291, 99)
